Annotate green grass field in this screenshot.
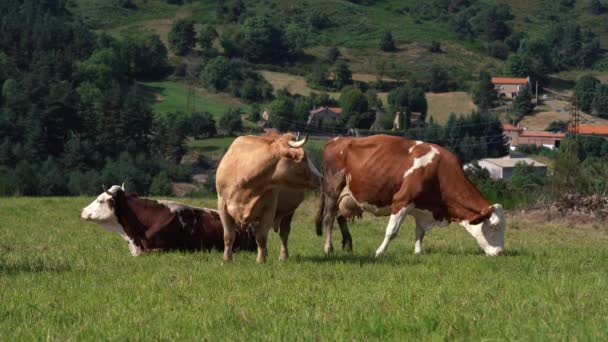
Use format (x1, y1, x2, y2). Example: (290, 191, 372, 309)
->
(1, 196, 607, 339)
(140, 81, 245, 118)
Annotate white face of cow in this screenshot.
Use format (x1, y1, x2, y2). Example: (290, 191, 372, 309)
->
(460, 204, 506, 256)
(80, 185, 123, 229)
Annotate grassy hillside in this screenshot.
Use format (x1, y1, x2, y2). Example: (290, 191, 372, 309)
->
(1, 197, 607, 339)
(140, 81, 245, 118)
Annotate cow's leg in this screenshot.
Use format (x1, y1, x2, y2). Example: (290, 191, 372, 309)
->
(278, 213, 294, 261)
(218, 196, 236, 262)
(322, 195, 338, 255)
(375, 204, 412, 257)
(256, 192, 279, 263)
(337, 216, 353, 252)
(414, 223, 426, 255)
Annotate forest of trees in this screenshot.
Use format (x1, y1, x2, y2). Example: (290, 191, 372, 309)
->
(0, 0, 199, 196)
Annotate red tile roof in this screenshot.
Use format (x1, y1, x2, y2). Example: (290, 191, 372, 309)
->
(309, 107, 342, 115)
(575, 125, 608, 135)
(520, 131, 566, 138)
(491, 77, 529, 85)
(502, 123, 523, 131)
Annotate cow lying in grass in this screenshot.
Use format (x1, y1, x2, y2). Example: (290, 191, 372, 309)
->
(81, 185, 257, 256)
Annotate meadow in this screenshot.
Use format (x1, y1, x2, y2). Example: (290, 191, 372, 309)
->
(1, 196, 607, 340)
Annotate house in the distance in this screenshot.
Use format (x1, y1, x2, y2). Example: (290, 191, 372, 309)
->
(393, 111, 425, 129)
(502, 123, 565, 149)
(466, 155, 547, 179)
(307, 107, 342, 126)
(491, 77, 531, 98)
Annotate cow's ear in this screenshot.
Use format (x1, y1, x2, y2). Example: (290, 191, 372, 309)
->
(107, 198, 115, 209)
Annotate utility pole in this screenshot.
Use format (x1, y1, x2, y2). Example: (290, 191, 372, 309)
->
(535, 81, 538, 103)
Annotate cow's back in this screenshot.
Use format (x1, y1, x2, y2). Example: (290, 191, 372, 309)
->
(323, 135, 420, 207)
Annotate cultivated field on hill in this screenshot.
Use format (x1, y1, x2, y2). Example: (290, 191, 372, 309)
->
(1, 197, 607, 340)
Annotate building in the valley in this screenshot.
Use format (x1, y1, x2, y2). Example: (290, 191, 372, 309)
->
(466, 155, 547, 179)
(502, 124, 565, 149)
(491, 77, 531, 98)
(307, 107, 342, 126)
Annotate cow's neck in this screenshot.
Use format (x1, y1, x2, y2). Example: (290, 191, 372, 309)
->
(444, 178, 492, 222)
(114, 195, 163, 247)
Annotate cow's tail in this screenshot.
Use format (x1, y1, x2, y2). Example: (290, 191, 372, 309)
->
(315, 188, 325, 236)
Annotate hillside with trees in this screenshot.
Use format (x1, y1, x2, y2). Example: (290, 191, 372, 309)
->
(2, 0, 608, 198)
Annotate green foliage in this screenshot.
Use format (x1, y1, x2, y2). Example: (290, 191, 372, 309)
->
(379, 31, 396, 52)
(198, 25, 218, 52)
(333, 61, 353, 89)
(249, 103, 261, 122)
(429, 65, 449, 93)
(590, 0, 604, 15)
(471, 71, 497, 112)
(545, 120, 569, 132)
(269, 96, 295, 132)
(512, 85, 535, 117)
(591, 84, 608, 118)
(306, 62, 330, 89)
(326, 46, 340, 63)
(168, 19, 196, 55)
(388, 85, 428, 124)
(238, 16, 289, 63)
(201, 57, 272, 102)
(219, 108, 243, 136)
(575, 75, 601, 113)
(189, 112, 217, 138)
(149, 171, 172, 196)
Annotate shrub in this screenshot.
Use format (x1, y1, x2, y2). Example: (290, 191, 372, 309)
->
(149, 172, 172, 196)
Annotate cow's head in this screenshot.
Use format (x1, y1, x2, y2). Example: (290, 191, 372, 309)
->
(80, 185, 125, 230)
(461, 204, 506, 256)
(273, 133, 321, 190)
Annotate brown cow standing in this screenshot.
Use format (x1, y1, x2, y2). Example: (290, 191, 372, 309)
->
(81, 185, 256, 255)
(316, 135, 506, 256)
(216, 133, 321, 263)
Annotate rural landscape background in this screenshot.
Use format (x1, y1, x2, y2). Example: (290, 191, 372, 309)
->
(1, 0, 607, 339)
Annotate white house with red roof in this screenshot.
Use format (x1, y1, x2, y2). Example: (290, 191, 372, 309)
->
(491, 77, 531, 98)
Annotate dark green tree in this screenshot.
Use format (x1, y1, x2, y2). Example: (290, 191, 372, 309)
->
(379, 31, 396, 52)
(575, 75, 600, 113)
(591, 0, 604, 14)
(591, 83, 608, 118)
(429, 65, 449, 92)
(241, 16, 288, 63)
(269, 96, 295, 131)
(333, 61, 353, 89)
(327, 46, 340, 63)
(512, 85, 535, 117)
(199, 25, 218, 52)
(219, 108, 243, 136)
(168, 19, 196, 55)
(472, 72, 497, 112)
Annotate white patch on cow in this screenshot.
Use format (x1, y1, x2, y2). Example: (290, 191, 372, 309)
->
(339, 178, 390, 217)
(403, 146, 439, 179)
(409, 208, 449, 255)
(375, 205, 412, 257)
(157, 200, 204, 213)
(409, 208, 449, 230)
(459, 204, 505, 256)
(81, 188, 143, 256)
(408, 140, 423, 153)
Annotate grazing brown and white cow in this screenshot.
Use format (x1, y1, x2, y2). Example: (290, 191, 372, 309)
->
(315, 135, 506, 257)
(216, 133, 321, 263)
(80, 185, 257, 255)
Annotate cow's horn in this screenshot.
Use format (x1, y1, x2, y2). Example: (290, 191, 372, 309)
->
(121, 182, 125, 190)
(295, 131, 300, 141)
(288, 134, 308, 148)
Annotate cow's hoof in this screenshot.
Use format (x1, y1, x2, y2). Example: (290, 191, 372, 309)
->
(324, 245, 334, 255)
(342, 240, 353, 252)
(278, 253, 288, 261)
(375, 250, 384, 258)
